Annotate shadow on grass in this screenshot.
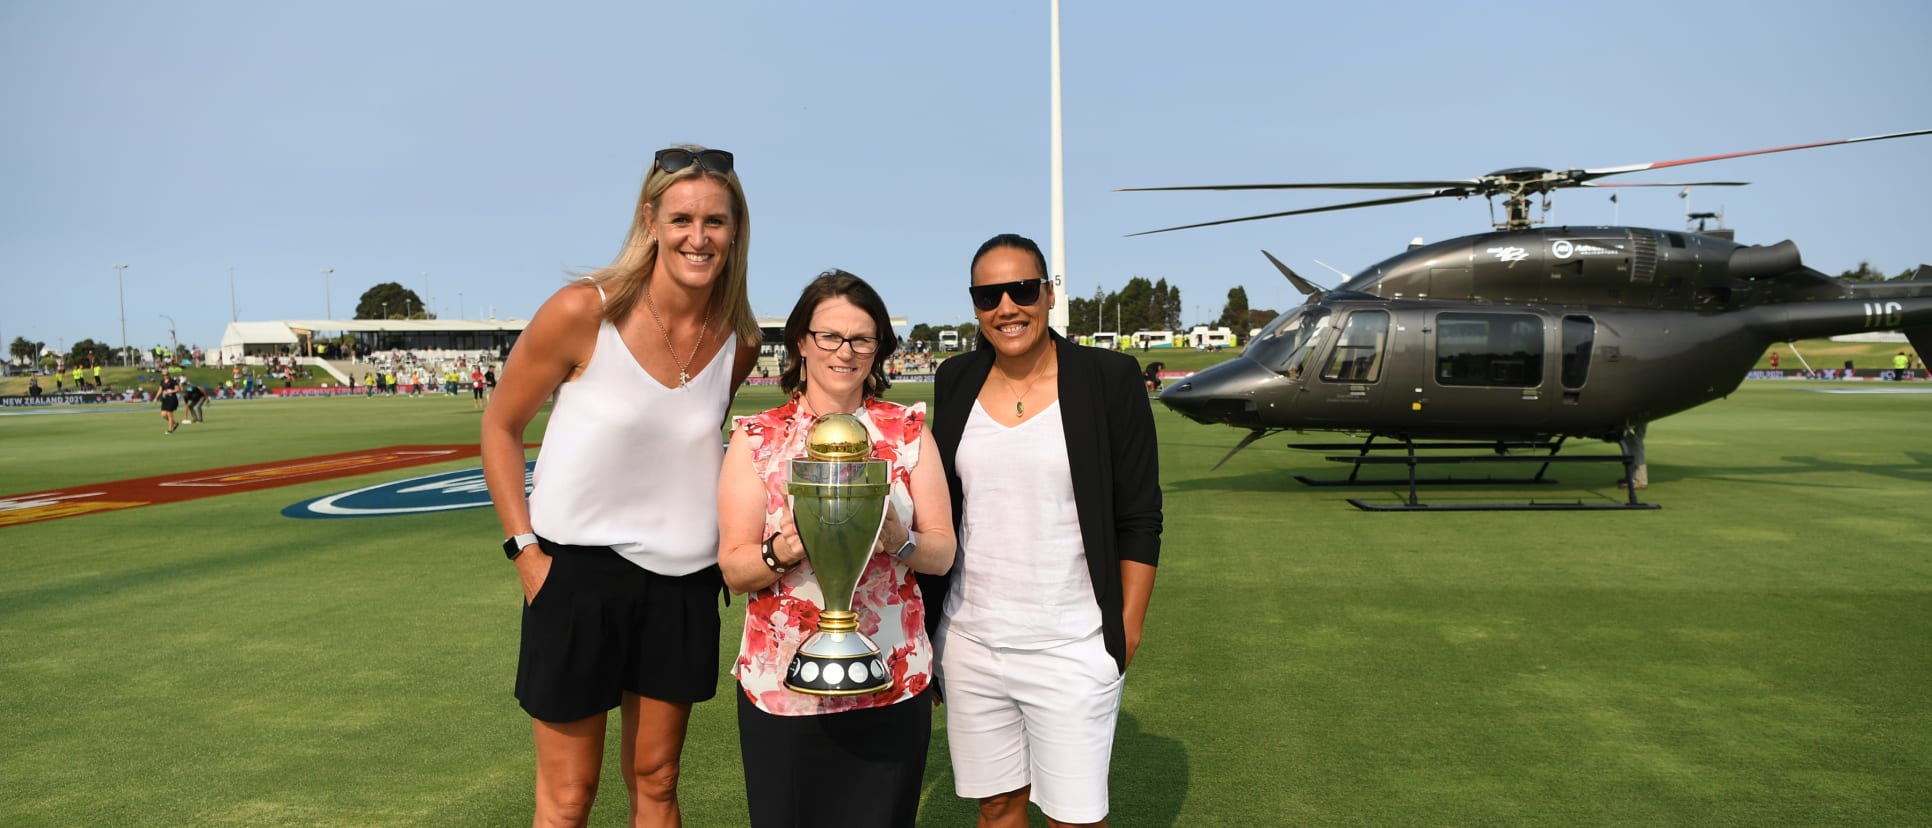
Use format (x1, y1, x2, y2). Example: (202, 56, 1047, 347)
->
(1113, 710, 1190, 827)
(1682, 451, 1932, 486)
(1163, 468, 1305, 493)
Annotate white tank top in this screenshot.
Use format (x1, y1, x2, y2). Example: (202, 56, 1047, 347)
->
(944, 399, 1100, 649)
(527, 321, 735, 575)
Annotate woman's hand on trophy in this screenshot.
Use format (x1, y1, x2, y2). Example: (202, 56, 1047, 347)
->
(873, 505, 910, 555)
(774, 507, 807, 569)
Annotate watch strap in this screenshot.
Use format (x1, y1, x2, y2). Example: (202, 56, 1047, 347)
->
(760, 532, 789, 574)
(503, 533, 539, 560)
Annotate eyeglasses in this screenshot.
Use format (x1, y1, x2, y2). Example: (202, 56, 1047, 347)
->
(808, 329, 880, 356)
(654, 148, 734, 175)
(969, 277, 1047, 312)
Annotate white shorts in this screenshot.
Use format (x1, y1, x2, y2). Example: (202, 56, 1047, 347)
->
(938, 624, 1124, 823)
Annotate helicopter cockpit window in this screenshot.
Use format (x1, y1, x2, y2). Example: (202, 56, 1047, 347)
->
(1245, 306, 1330, 377)
(1319, 311, 1390, 383)
(1434, 312, 1544, 388)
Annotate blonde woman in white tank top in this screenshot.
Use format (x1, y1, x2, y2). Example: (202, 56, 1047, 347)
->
(482, 146, 762, 828)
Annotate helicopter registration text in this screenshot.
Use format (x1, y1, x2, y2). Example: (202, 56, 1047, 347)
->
(1864, 301, 1904, 328)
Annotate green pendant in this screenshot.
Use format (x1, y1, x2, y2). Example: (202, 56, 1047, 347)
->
(1016, 400, 1025, 417)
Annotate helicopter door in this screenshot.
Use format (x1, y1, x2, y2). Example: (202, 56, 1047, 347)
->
(1300, 309, 1391, 425)
(1417, 311, 1553, 432)
(1559, 315, 1594, 404)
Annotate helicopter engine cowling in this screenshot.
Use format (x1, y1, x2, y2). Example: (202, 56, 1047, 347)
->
(1728, 240, 1803, 280)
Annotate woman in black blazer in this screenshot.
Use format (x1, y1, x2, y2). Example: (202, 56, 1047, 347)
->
(922, 233, 1162, 827)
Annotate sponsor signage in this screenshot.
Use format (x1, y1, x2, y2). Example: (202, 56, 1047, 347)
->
(0, 445, 486, 527)
(282, 462, 534, 519)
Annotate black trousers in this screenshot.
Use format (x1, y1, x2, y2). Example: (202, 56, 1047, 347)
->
(736, 685, 931, 828)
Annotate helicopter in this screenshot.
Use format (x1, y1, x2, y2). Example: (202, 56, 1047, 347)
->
(1123, 129, 1932, 510)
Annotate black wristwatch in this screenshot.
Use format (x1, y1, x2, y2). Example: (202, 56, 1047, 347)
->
(503, 533, 539, 560)
(760, 532, 789, 574)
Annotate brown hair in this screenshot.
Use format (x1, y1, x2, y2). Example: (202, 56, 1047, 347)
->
(779, 269, 899, 399)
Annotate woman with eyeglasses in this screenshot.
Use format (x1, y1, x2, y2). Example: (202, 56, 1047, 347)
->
(923, 233, 1163, 828)
(482, 144, 761, 827)
(716, 270, 956, 827)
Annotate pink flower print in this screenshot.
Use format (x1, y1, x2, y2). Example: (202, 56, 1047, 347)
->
(901, 670, 929, 698)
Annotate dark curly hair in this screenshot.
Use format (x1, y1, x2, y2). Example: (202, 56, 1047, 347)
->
(779, 269, 899, 399)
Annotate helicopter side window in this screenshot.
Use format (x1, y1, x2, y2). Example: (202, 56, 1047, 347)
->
(1561, 315, 1594, 388)
(1320, 311, 1390, 383)
(1435, 312, 1544, 388)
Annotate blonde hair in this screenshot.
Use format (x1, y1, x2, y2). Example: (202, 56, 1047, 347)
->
(578, 144, 760, 345)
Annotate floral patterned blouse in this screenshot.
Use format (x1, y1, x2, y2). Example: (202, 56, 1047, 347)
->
(732, 395, 933, 716)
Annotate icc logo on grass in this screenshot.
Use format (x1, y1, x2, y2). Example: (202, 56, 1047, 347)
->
(283, 462, 535, 519)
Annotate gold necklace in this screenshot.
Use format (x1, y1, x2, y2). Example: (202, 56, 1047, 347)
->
(995, 344, 1053, 418)
(643, 285, 712, 389)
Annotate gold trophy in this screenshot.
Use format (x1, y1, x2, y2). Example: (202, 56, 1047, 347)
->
(784, 413, 893, 695)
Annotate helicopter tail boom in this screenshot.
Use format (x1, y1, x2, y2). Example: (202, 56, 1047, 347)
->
(1750, 283, 1932, 343)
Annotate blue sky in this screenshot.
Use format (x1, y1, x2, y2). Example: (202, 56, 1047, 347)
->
(4, 0, 1928, 356)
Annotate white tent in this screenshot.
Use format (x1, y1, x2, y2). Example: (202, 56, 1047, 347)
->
(217, 318, 532, 363)
(219, 321, 300, 362)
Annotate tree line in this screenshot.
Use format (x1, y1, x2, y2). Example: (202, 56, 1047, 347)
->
(904, 278, 1282, 346)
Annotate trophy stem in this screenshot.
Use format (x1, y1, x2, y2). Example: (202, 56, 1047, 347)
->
(817, 610, 858, 634)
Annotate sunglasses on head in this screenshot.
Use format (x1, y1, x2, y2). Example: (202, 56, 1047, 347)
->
(654, 148, 734, 175)
(969, 277, 1048, 312)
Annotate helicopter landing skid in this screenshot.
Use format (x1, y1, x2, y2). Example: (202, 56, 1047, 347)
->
(1288, 437, 1657, 511)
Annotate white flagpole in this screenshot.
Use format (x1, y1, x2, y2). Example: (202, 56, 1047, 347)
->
(1048, 0, 1070, 335)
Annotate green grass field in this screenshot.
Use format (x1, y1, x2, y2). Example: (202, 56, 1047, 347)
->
(2, 377, 1929, 826)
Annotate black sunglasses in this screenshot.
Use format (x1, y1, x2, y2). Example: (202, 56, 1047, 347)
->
(969, 277, 1047, 312)
(655, 148, 734, 175)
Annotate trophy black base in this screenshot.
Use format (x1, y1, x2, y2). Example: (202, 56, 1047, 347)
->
(785, 630, 891, 696)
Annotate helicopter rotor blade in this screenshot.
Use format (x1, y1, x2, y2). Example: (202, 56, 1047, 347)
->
(1581, 181, 1748, 188)
(1119, 179, 1476, 193)
(1127, 190, 1463, 236)
(1261, 250, 1324, 297)
(1579, 128, 1932, 180)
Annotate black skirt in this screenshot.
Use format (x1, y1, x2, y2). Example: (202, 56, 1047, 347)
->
(736, 685, 932, 828)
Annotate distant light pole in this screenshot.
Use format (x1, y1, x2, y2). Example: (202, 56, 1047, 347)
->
(381, 301, 389, 320)
(160, 314, 177, 363)
(458, 291, 465, 320)
(113, 264, 129, 366)
(229, 265, 238, 322)
(322, 268, 334, 318)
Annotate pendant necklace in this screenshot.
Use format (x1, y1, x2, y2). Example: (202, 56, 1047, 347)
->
(643, 286, 712, 389)
(996, 344, 1053, 418)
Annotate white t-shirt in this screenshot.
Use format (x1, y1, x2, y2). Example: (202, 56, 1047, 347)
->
(944, 400, 1100, 649)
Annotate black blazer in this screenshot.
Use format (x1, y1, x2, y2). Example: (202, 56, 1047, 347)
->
(920, 331, 1163, 674)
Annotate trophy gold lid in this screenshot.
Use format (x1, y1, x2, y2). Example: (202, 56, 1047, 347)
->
(805, 413, 871, 461)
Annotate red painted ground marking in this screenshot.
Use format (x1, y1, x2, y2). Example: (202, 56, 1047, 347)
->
(0, 444, 519, 528)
